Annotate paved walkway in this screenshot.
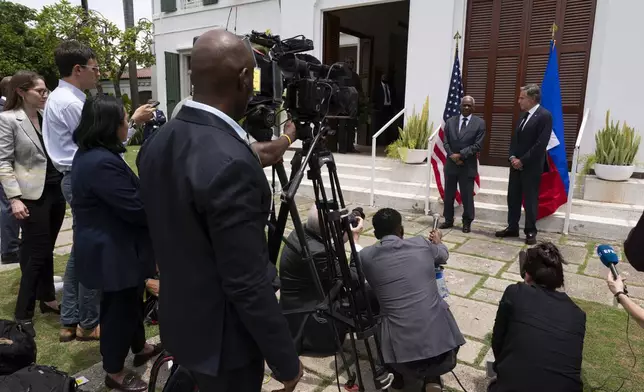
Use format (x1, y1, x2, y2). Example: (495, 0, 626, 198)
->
(57, 203, 639, 391)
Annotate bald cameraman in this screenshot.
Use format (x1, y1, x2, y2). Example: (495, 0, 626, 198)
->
(171, 95, 297, 168)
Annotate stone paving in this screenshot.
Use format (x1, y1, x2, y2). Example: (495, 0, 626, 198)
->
(44, 203, 636, 392)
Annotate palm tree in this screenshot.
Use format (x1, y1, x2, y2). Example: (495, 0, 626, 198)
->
(123, 0, 140, 109)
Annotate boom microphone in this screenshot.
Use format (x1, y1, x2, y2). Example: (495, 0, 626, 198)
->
(597, 244, 628, 294)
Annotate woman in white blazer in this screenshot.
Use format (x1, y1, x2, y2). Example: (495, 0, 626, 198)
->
(0, 71, 65, 337)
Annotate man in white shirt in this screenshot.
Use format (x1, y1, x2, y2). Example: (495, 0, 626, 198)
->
(43, 40, 102, 343)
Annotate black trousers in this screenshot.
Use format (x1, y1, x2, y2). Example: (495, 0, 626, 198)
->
(507, 167, 542, 234)
(338, 119, 357, 153)
(443, 169, 475, 224)
(100, 286, 146, 374)
(14, 184, 66, 321)
(191, 359, 264, 392)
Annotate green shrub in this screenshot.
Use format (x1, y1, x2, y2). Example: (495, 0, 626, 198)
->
(582, 111, 640, 174)
(386, 97, 432, 160)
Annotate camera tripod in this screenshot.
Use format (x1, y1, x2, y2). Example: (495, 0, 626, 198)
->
(266, 121, 394, 391)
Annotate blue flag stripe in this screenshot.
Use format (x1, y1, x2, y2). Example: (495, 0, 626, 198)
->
(541, 41, 570, 194)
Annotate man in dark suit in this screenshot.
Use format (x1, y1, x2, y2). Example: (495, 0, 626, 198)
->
(496, 84, 553, 245)
(440, 96, 485, 233)
(371, 72, 396, 145)
(137, 29, 302, 392)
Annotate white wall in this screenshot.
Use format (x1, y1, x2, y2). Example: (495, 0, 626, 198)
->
(340, 33, 359, 46)
(404, 0, 462, 127)
(152, 0, 281, 112)
(582, 0, 644, 171)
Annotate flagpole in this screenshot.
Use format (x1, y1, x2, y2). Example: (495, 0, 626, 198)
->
(426, 31, 463, 215)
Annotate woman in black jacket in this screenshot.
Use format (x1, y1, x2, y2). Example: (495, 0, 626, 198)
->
(490, 242, 586, 392)
(72, 96, 162, 392)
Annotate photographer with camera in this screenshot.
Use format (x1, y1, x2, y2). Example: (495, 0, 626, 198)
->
(170, 95, 297, 168)
(359, 208, 464, 391)
(279, 204, 368, 355)
(138, 29, 302, 392)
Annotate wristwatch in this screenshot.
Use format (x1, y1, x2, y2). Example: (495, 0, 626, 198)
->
(615, 291, 628, 303)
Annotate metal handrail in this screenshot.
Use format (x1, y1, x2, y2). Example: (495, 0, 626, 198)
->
(370, 108, 406, 206)
(425, 125, 442, 215)
(563, 108, 590, 234)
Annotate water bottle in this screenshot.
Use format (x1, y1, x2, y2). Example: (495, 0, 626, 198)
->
(435, 267, 449, 298)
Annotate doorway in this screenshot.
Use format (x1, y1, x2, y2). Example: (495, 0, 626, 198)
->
(323, 0, 410, 147)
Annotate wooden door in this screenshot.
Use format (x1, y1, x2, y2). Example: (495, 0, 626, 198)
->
(463, 0, 597, 166)
(323, 13, 341, 65)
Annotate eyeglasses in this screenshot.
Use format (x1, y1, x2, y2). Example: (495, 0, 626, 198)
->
(81, 65, 100, 72)
(22, 88, 49, 97)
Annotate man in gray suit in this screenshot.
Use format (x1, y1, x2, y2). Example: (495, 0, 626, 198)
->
(360, 208, 465, 391)
(440, 96, 486, 233)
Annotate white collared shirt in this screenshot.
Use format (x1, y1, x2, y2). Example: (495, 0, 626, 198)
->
(522, 103, 540, 130)
(43, 79, 87, 172)
(183, 99, 249, 144)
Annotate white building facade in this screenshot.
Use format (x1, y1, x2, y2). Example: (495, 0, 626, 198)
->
(152, 0, 644, 171)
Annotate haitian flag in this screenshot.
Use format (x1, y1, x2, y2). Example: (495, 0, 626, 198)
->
(537, 41, 569, 219)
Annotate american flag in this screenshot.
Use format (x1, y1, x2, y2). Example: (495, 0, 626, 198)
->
(430, 51, 481, 205)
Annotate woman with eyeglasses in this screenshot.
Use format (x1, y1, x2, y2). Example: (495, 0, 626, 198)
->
(0, 71, 63, 337)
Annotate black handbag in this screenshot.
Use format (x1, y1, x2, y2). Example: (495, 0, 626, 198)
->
(0, 365, 76, 392)
(0, 320, 36, 376)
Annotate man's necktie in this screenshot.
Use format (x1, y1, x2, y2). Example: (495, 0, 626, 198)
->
(460, 118, 468, 134)
(519, 113, 529, 131)
(384, 84, 390, 105)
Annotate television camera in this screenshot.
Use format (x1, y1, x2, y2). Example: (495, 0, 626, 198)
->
(244, 30, 359, 143)
(246, 32, 392, 391)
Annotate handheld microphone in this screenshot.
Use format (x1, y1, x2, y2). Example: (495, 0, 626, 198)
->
(597, 244, 628, 294)
(432, 213, 441, 230)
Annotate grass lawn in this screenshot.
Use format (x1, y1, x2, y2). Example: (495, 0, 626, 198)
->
(0, 254, 159, 376)
(1, 146, 640, 389)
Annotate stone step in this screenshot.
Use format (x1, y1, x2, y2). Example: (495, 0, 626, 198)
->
(269, 178, 636, 241)
(264, 167, 642, 223)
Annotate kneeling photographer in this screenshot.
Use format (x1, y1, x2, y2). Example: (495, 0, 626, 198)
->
(279, 205, 372, 355)
(359, 208, 464, 392)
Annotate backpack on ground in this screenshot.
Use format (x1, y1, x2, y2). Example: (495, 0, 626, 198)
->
(0, 319, 36, 375)
(0, 365, 76, 392)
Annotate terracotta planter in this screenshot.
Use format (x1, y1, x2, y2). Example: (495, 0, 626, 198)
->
(594, 163, 635, 181)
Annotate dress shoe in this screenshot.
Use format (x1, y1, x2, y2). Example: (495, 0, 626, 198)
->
(495, 228, 520, 238)
(105, 373, 147, 392)
(525, 232, 537, 245)
(133, 343, 164, 367)
(76, 325, 100, 341)
(439, 221, 454, 230)
(40, 302, 60, 315)
(1, 251, 19, 265)
(462, 222, 471, 233)
(59, 327, 76, 343)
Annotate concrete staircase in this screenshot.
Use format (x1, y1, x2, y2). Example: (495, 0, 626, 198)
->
(265, 150, 643, 240)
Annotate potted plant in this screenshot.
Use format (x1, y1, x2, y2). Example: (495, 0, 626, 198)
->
(582, 111, 640, 181)
(386, 97, 432, 164)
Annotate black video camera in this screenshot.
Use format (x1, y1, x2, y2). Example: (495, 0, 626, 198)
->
(244, 31, 359, 142)
(347, 207, 365, 228)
